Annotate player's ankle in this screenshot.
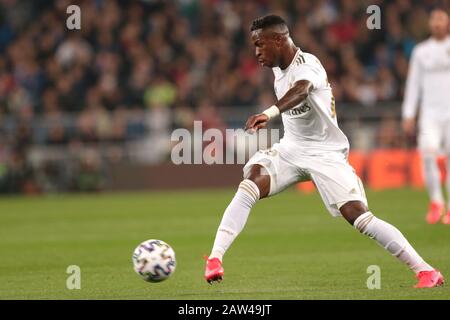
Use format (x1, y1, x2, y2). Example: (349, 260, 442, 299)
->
(209, 250, 224, 262)
(430, 200, 444, 206)
(411, 261, 434, 274)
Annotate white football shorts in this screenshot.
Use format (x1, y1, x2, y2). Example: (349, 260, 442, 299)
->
(243, 142, 368, 217)
(418, 117, 450, 154)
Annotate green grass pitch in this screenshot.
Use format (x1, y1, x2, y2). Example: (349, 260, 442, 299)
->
(0, 188, 449, 299)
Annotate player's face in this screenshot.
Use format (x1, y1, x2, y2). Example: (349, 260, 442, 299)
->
(251, 31, 280, 68)
(429, 10, 449, 38)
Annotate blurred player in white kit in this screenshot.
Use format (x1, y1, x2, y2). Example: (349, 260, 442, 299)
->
(402, 8, 450, 224)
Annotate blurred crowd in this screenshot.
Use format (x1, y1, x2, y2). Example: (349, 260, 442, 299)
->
(0, 0, 443, 193)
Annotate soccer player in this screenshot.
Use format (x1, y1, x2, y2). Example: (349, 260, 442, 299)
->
(402, 8, 450, 224)
(204, 15, 444, 288)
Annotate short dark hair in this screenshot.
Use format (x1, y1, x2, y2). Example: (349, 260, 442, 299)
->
(430, 0, 449, 13)
(250, 15, 287, 32)
(430, 6, 449, 14)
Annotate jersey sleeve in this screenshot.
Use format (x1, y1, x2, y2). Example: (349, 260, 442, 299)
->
(402, 47, 422, 119)
(290, 62, 324, 90)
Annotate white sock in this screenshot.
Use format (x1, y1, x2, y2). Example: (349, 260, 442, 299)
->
(422, 154, 444, 204)
(209, 179, 260, 262)
(354, 212, 434, 274)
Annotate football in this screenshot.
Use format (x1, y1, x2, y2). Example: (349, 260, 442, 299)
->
(132, 239, 176, 282)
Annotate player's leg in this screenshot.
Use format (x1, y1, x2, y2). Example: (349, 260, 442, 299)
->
(205, 147, 302, 283)
(442, 122, 450, 224)
(443, 156, 450, 224)
(208, 164, 269, 263)
(421, 151, 444, 223)
(311, 157, 444, 288)
(339, 201, 443, 288)
(418, 120, 445, 223)
(204, 164, 268, 283)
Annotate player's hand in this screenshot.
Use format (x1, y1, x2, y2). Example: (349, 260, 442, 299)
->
(245, 113, 269, 133)
(402, 118, 416, 136)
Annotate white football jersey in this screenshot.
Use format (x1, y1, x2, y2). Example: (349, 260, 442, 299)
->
(402, 36, 450, 121)
(272, 49, 349, 155)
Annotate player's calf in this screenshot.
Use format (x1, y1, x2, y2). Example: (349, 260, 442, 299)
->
(208, 178, 261, 261)
(205, 177, 264, 283)
(205, 165, 271, 283)
(340, 201, 443, 287)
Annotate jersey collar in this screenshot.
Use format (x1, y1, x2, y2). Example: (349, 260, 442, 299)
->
(279, 48, 302, 73)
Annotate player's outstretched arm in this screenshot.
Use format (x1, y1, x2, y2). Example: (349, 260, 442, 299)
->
(401, 48, 421, 136)
(245, 80, 312, 133)
(275, 79, 312, 113)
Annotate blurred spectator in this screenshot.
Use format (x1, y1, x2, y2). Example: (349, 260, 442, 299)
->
(377, 112, 404, 149)
(74, 148, 103, 192)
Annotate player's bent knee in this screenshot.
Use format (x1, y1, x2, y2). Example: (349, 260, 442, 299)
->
(245, 165, 270, 199)
(339, 201, 369, 225)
